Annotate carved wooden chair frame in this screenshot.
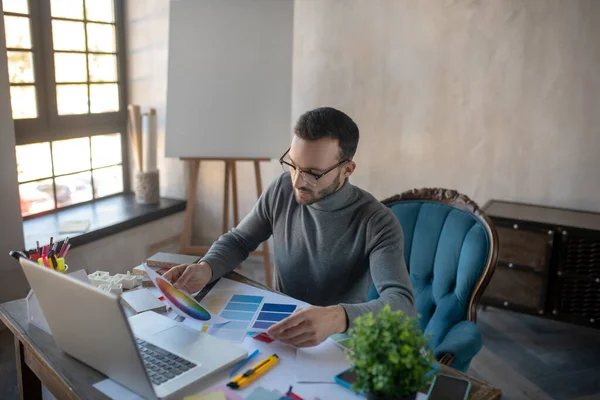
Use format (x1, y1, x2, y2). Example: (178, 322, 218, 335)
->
(381, 188, 498, 366)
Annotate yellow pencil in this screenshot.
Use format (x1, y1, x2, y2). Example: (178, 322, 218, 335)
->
(226, 353, 279, 390)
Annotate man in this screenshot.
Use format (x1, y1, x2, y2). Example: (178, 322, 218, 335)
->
(164, 107, 415, 347)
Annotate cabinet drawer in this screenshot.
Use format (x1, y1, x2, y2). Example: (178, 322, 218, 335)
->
(482, 267, 546, 312)
(562, 235, 600, 278)
(556, 276, 600, 325)
(497, 226, 552, 272)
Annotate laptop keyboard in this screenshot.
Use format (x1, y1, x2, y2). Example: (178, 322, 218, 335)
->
(135, 338, 197, 386)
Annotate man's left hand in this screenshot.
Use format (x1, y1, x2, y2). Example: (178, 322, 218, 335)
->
(266, 305, 348, 347)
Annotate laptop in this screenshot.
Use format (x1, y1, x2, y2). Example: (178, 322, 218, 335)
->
(19, 258, 247, 399)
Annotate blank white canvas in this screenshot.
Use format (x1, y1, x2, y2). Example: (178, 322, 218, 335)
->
(165, 0, 294, 159)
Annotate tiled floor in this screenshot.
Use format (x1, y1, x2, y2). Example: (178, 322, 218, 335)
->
(470, 307, 600, 400)
(1, 259, 599, 400)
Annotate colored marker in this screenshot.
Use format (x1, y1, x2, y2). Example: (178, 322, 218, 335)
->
(9, 250, 27, 260)
(61, 243, 71, 257)
(50, 255, 58, 270)
(59, 237, 69, 258)
(229, 349, 260, 377)
(227, 354, 279, 390)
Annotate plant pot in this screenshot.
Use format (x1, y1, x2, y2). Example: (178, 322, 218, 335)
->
(367, 392, 417, 400)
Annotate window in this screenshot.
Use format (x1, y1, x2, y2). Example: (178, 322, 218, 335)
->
(3, 0, 128, 217)
(16, 134, 124, 216)
(4, 0, 37, 119)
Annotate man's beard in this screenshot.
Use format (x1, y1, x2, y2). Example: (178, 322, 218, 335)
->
(294, 172, 341, 205)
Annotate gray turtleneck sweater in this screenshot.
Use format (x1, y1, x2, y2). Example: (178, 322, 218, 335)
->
(200, 173, 415, 326)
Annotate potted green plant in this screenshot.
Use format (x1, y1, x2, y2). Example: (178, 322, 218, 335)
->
(346, 304, 434, 400)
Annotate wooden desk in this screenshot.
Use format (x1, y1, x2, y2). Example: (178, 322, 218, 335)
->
(0, 271, 501, 400)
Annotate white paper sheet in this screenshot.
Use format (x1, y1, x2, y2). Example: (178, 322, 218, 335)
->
(191, 335, 364, 400)
(295, 338, 351, 383)
(143, 264, 228, 324)
(95, 277, 428, 400)
(68, 268, 92, 284)
(94, 374, 426, 400)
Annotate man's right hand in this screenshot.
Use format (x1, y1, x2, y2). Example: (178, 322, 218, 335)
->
(162, 262, 213, 294)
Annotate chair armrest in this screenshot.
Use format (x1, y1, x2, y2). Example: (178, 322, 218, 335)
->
(433, 320, 482, 372)
(438, 353, 455, 366)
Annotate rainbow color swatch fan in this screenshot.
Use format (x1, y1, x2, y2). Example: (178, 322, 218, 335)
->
(143, 264, 228, 324)
(155, 278, 211, 320)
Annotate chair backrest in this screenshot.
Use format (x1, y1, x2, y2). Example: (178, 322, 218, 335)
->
(380, 188, 498, 349)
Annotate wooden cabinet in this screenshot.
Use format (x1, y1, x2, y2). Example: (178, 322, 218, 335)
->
(482, 200, 600, 329)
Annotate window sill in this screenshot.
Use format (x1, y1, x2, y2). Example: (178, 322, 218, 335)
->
(23, 194, 187, 250)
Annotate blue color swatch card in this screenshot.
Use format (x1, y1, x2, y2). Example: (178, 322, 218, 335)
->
(205, 294, 298, 342)
(197, 277, 309, 343)
(251, 303, 297, 331)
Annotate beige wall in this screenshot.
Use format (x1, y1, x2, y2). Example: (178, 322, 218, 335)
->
(293, 0, 600, 211)
(0, 10, 28, 304)
(125, 0, 282, 247)
(126, 0, 600, 246)
(66, 212, 185, 275)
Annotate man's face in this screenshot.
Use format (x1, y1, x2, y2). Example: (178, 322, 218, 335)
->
(287, 136, 348, 205)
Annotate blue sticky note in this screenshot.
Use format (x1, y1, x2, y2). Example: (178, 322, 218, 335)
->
(256, 312, 290, 322)
(230, 294, 263, 304)
(261, 303, 297, 313)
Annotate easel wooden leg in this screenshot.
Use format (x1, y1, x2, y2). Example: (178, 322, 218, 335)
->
(231, 161, 240, 226)
(254, 160, 272, 287)
(222, 161, 230, 234)
(180, 160, 200, 253)
(178, 157, 273, 285)
(229, 161, 242, 270)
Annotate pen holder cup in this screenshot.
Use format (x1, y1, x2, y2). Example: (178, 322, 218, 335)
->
(37, 259, 68, 273)
(134, 170, 160, 205)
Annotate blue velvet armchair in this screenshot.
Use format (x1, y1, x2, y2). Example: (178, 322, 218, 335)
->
(369, 188, 498, 372)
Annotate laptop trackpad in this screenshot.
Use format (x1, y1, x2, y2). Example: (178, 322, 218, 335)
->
(151, 326, 202, 358)
(129, 311, 177, 337)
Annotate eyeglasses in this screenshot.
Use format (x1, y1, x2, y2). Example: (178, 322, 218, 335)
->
(279, 147, 348, 187)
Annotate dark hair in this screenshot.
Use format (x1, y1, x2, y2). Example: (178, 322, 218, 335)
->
(293, 107, 359, 161)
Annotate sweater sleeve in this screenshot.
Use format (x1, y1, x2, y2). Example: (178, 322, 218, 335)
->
(340, 208, 416, 327)
(200, 175, 279, 283)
